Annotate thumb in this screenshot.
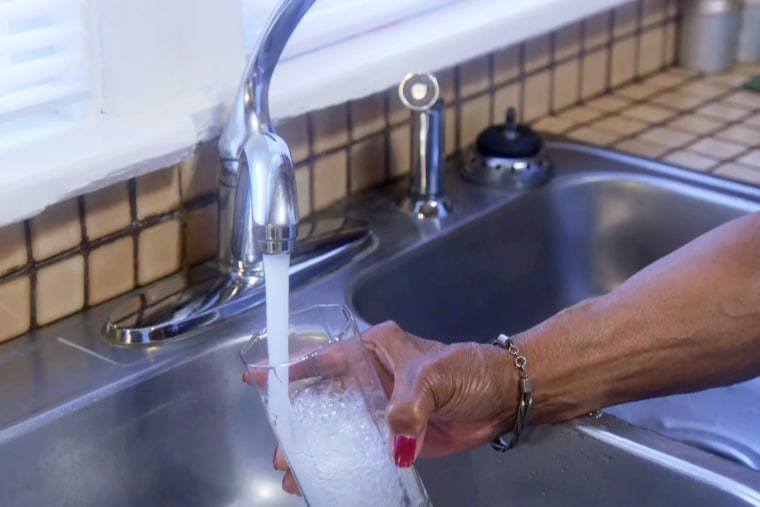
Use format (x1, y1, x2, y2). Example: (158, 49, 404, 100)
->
(385, 363, 436, 468)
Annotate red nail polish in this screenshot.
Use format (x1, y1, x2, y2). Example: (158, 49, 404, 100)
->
(394, 435, 416, 468)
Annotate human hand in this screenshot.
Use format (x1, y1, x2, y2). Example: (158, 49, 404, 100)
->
(253, 321, 518, 494)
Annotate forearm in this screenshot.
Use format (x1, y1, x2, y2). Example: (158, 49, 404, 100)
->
(522, 211, 760, 425)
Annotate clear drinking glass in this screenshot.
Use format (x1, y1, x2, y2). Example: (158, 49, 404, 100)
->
(241, 304, 432, 507)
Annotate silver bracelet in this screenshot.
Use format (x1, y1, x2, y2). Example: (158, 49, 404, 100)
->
(490, 333, 533, 451)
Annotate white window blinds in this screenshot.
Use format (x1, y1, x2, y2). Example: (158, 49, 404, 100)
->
(0, 0, 90, 124)
(244, 0, 461, 58)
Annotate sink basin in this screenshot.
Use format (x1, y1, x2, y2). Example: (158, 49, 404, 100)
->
(1, 141, 759, 506)
(351, 171, 749, 343)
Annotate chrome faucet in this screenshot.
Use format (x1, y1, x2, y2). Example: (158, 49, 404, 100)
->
(217, 0, 317, 274)
(102, 0, 371, 346)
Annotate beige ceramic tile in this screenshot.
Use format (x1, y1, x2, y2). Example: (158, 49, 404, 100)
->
(623, 103, 677, 123)
(566, 126, 623, 146)
(593, 115, 649, 136)
(36, 255, 85, 326)
(459, 56, 490, 98)
(184, 204, 219, 267)
(137, 219, 181, 286)
(310, 104, 348, 154)
(460, 94, 492, 147)
(708, 71, 755, 88)
(349, 93, 385, 141)
(650, 90, 708, 111)
(350, 134, 387, 192)
(294, 164, 312, 219)
(663, 150, 719, 171)
(387, 86, 411, 125)
(0, 276, 30, 342)
(524, 34, 551, 73)
(615, 138, 672, 158)
(559, 105, 604, 123)
(313, 151, 348, 210)
(88, 236, 135, 306)
(554, 22, 581, 60)
(722, 91, 760, 109)
(687, 137, 747, 160)
(613, 3, 638, 37)
(737, 149, 760, 169)
(523, 70, 551, 122)
(136, 166, 180, 221)
(697, 102, 752, 122)
(493, 45, 520, 85)
(641, 0, 667, 27)
(585, 94, 631, 112)
(180, 142, 221, 203)
(583, 11, 610, 50)
(581, 48, 609, 99)
(614, 83, 661, 100)
(667, 67, 699, 79)
(664, 22, 678, 64)
(667, 114, 726, 135)
(679, 80, 727, 98)
(532, 116, 577, 134)
(643, 73, 685, 89)
(638, 126, 697, 148)
(0, 222, 27, 276)
(745, 114, 760, 129)
(610, 37, 637, 87)
(666, 0, 678, 17)
(389, 124, 412, 177)
(715, 125, 760, 146)
(714, 163, 760, 185)
(492, 82, 521, 125)
(552, 60, 580, 111)
(637, 25, 665, 75)
(435, 67, 457, 104)
(84, 182, 131, 240)
(275, 115, 310, 163)
(30, 199, 82, 261)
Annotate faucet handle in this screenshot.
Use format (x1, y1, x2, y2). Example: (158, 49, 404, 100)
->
(398, 72, 453, 220)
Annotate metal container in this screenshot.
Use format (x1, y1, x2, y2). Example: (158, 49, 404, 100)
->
(679, 0, 742, 72)
(738, 0, 760, 62)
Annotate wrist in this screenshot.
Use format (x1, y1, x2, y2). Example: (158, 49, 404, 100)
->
(510, 296, 609, 426)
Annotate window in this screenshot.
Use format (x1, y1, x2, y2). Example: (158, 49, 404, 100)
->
(244, 0, 462, 59)
(0, 0, 91, 145)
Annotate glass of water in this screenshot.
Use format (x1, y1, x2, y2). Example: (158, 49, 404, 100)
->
(241, 304, 432, 507)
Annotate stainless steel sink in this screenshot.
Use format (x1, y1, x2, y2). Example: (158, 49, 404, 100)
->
(1, 141, 759, 506)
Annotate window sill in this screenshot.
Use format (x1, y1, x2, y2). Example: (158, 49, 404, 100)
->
(0, 0, 627, 228)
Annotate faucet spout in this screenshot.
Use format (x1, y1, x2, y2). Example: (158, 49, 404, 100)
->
(237, 133, 298, 257)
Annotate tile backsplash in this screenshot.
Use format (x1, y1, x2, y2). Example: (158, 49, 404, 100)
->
(0, 0, 695, 343)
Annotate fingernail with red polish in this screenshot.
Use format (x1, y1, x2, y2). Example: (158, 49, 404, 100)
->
(242, 371, 252, 386)
(394, 435, 416, 468)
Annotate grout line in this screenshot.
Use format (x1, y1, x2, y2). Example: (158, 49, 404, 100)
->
(128, 178, 140, 289)
(77, 196, 90, 308)
(345, 102, 354, 194)
(454, 64, 462, 150)
(24, 220, 37, 329)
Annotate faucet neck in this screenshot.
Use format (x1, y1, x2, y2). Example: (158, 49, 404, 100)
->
(218, 0, 316, 163)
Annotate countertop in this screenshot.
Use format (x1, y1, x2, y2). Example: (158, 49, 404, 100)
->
(533, 63, 760, 186)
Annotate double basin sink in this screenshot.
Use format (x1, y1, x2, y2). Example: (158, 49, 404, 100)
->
(0, 140, 758, 506)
